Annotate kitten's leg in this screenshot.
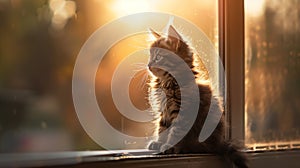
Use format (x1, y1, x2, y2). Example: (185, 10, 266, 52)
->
(148, 126, 169, 150)
(160, 112, 194, 153)
(148, 141, 163, 150)
(160, 126, 183, 153)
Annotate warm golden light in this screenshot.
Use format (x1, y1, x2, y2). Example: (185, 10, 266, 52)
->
(245, 0, 265, 17)
(49, 0, 76, 30)
(110, 0, 152, 17)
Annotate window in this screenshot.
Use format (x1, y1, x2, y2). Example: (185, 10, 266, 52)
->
(0, 0, 219, 152)
(0, 0, 300, 167)
(245, 0, 300, 151)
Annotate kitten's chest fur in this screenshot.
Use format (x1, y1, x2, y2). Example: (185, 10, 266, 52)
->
(150, 76, 218, 139)
(155, 79, 181, 128)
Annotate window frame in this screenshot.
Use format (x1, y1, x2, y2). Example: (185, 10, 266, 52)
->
(223, 0, 300, 167)
(222, 0, 245, 142)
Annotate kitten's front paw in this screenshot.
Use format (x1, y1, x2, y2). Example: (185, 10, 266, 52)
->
(160, 143, 173, 153)
(160, 144, 187, 154)
(148, 141, 163, 150)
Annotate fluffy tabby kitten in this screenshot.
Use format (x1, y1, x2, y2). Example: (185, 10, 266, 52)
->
(147, 25, 248, 168)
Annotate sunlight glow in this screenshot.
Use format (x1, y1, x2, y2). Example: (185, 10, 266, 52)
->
(111, 0, 152, 17)
(245, 0, 265, 17)
(49, 0, 76, 30)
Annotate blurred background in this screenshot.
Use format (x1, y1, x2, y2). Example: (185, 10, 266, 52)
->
(3, 0, 298, 154)
(245, 0, 300, 148)
(0, 0, 218, 153)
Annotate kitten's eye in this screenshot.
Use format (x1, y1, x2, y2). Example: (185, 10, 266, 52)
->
(155, 55, 162, 62)
(156, 55, 161, 60)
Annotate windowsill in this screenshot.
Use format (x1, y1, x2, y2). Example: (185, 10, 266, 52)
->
(0, 149, 228, 168)
(249, 149, 300, 168)
(0, 149, 300, 168)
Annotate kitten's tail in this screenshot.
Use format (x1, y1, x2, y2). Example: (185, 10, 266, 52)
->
(218, 141, 249, 168)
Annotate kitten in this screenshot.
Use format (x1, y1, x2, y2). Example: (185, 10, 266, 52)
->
(147, 25, 248, 168)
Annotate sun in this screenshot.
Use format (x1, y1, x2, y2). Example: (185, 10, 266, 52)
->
(110, 0, 152, 17)
(245, 0, 265, 17)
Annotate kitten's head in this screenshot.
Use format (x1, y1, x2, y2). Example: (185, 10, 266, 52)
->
(148, 25, 193, 79)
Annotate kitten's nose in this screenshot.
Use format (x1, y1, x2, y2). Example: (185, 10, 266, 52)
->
(148, 62, 153, 69)
(148, 66, 153, 71)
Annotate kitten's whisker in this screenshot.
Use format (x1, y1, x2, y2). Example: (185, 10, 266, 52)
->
(132, 63, 147, 67)
(133, 69, 147, 75)
(133, 69, 147, 73)
(132, 66, 147, 69)
(133, 63, 147, 65)
(132, 67, 147, 71)
(131, 71, 143, 79)
(134, 70, 149, 90)
(131, 63, 148, 72)
(140, 72, 149, 90)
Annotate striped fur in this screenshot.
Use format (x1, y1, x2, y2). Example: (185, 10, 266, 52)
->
(147, 25, 248, 168)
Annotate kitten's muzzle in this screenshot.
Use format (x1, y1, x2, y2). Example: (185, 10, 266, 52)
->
(148, 62, 154, 71)
(148, 65, 159, 73)
(148, 66, 155, 72)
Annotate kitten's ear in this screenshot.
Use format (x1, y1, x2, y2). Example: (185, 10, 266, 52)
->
(149, 28, 161, 39)
(168, 25, 182, 40)
(168, 25, 182, 50)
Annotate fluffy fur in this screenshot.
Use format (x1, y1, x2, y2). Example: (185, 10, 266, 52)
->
(147, 25, 248, 168)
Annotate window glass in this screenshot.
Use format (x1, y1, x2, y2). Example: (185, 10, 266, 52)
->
(245, 0, 300, 150)
(0, 0, 218, 153)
